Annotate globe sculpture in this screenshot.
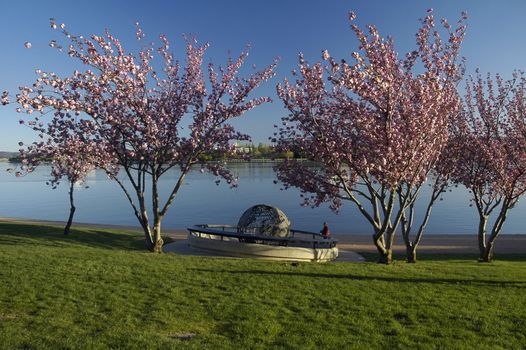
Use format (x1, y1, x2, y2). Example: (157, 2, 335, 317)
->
(185, 203, 338, 261)
(237, 204, 291, 238)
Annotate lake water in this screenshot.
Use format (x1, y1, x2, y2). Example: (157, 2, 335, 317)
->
(1, 161, 525, 235)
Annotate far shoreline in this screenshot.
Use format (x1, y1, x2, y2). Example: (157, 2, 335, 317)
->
(1, 216, 525, 255)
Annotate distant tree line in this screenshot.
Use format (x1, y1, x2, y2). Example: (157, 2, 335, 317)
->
(7, 144, 294, 163)
(198, 143, 295, 161)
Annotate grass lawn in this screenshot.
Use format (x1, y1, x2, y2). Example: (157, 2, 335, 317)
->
(0, 222, 525, 349)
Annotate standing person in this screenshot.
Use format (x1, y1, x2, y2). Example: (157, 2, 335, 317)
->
(320, 222, 330, 239)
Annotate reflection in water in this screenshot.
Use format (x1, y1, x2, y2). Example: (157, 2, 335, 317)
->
(0, 162, 525, 235)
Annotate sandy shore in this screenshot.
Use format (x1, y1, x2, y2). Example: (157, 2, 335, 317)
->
(164, 231, 526, 254)
(1, 217, 525, 254)
(335, 233, 526, 254)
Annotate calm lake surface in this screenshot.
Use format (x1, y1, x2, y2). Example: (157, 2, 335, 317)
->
(1, 161, 525, 235)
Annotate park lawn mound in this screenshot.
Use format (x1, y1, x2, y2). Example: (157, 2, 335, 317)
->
(0, 222, 525, 349)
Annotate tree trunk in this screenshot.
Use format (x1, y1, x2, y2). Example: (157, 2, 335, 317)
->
(481, 242, 495, 262)
(141, 224, 154, 251)
(378, 249, 393, 264)
(373, 232, 393, 264)
(401, 233, 418, 263)
(477, 214, 488, 258)
(64, 181, 76, 235)
(479, 200, 509, 262)
(152, 220, 164, 254)
(135, 185, 167, 253)
(406, 245, 417, 263)
(138, 206, 155, 251)
(109, 165, 171, 253)
(151, 173, 164, 253)
(400, 188, 437, 264)
(137, 216, 164, 253)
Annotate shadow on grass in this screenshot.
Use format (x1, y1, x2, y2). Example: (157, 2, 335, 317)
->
(0, 222, 173, 251)
(190, 268, 526, 286)
(356, 252, 526, 262)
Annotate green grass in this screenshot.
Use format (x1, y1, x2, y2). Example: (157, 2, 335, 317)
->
(0, 222, 525, 349)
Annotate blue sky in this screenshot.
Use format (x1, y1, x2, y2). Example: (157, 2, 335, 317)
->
(0, 0, 525, 151)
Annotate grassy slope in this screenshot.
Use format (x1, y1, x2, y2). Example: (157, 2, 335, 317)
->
(0, 223, 525, 350)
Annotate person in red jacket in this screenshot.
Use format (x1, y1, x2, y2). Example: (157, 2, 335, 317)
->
(320, 222, 330, 239)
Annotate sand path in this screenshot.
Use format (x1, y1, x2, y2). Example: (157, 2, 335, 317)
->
(2, 217, 524, 260)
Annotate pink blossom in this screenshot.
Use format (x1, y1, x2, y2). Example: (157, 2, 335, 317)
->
(16, 22, 277, 252)
(275, 10, 466, 264)
(451, 71, 526, 261)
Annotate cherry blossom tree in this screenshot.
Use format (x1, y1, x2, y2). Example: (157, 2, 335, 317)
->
(274, 10, 466, 263)
(18, 131, 99, 235)
(5, 89, 101, 236)
(16, 20, 276, 252)
(452, 72, 526, 262)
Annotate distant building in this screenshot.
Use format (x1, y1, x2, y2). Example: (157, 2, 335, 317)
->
(233, 142, 251, 154)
